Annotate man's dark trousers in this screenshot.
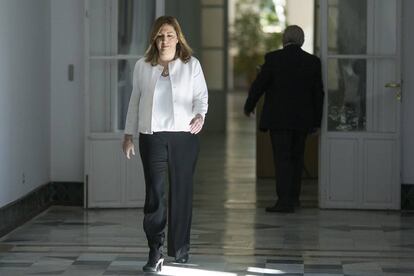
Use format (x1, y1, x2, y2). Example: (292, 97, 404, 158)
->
(269, 130, 307, 208)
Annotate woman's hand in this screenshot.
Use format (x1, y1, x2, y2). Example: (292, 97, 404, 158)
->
(122, 135, 135, 159)
(189, 114, 204, 134)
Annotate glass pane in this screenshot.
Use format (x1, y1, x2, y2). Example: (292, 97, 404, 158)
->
(327, 59, 366, 131)
(90, 60, 113, 132)
(89, 0, 112, 56)
(117, 60, 136, 130)
(328, 0, 367, 55)
(118, 0, 155, 55)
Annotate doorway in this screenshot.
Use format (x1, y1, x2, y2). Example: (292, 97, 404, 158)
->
(227, 0, 319, 207)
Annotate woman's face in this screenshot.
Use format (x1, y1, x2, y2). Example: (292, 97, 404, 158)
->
(155, 24, 178, 53)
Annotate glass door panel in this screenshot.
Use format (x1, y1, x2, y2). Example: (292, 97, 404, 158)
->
(328, 0, 367, 55)
(117, 59, 135, 130)
(118, 0, 155, 55)
(90, 60, 112, 132)
(327, 59, 367, 131)
(89, 0, 113, 56)
(88, 0, 156, 133)
(326, 0, 399, 133)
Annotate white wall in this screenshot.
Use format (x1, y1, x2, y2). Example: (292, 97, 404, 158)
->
(286, 0, 315, 54)
(402, 0, 414, 185)
(0, 0, 51, 207)
(50, 0, 84, 182)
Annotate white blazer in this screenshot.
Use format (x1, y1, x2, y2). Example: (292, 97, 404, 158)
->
(124, 57, 208, 135)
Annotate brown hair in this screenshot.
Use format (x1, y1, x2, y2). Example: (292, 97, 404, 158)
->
(144, 16, 192, 65)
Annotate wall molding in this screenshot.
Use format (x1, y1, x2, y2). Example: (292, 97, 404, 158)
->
(402, 184, 414, 210)
(1, 182, 412, 237)
(0, 182, 83, 237)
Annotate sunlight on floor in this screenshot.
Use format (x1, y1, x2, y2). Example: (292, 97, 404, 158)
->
(159, 265, 238, 276)
(157, 265, 286, 276)
(247, 266, 285, 274)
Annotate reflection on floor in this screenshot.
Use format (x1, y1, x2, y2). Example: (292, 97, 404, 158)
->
(1, 92, 413, 276)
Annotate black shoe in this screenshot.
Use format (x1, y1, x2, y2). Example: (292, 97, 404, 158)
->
(143, 249, 164, 272)
(265, 204, 294, 213)
(174, 253, 189, 264)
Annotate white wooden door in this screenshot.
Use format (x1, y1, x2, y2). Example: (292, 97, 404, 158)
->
(319, 0, 401, 209)
(84, 0, 164, 208)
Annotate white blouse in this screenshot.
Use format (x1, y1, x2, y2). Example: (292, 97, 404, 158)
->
(124, 57, 208, 135)
(151, 75, 174, 132)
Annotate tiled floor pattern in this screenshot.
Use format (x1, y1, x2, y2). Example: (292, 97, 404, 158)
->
(1, 93, 413, 275)
(1, 207, 414, 275)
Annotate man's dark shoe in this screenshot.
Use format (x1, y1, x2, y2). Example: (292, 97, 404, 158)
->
(265, 204, 294, 213)
(174, 253, 189, 264)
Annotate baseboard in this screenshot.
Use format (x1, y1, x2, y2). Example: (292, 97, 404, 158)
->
(402, 184, 414, 210)
(1, 182, 412, 237)
(51, 182, 84, 206)
(0, 182, 83, 237)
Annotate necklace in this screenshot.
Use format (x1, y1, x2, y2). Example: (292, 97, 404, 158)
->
(161, 67, 169, 77)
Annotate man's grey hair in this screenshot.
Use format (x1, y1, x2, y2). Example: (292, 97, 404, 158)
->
(282, 25, 305, 47)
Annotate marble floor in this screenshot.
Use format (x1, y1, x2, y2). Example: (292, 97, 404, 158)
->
(1, 93, 414, 276)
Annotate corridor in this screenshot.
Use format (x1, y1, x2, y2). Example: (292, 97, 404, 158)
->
(0, 93, 413, 275)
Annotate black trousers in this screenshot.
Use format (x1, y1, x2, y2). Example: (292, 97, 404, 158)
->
(139, 132, 199, 258)
(269, 130, 307, 207)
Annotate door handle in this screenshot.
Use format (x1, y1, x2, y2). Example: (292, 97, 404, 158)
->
(384, 82, 401, 88)
(384, 82, 402, 101)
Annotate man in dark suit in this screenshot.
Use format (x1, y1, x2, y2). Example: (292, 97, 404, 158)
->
(244, 25, 324, 213)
